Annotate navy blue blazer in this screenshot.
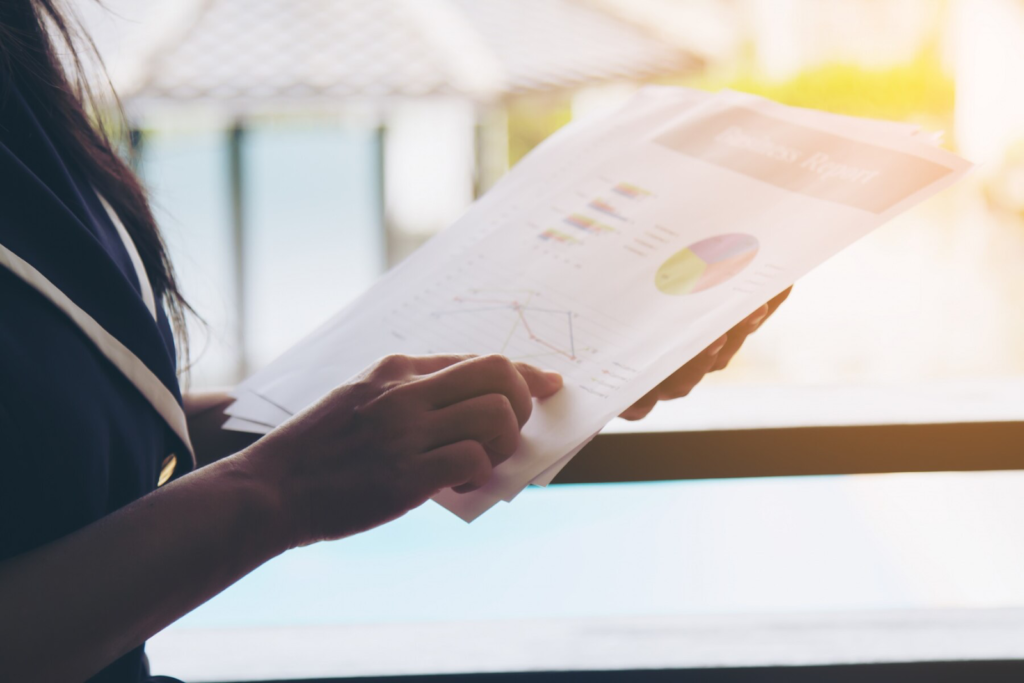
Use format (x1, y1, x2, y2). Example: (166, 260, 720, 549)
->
(0, 79, 194, 681)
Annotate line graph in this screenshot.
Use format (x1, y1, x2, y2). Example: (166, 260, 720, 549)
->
(385, 254, 637, 398)
(432, 289, 579, 361)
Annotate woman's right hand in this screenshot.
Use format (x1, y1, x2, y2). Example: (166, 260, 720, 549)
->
(0, 352, 561, 681)
(243, 354, 563, 548)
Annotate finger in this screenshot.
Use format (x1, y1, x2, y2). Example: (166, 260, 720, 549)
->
(657, 336, 727, 400)
(511, 360, 563, 399)
(369, 354, 477, 383)
(411, 354, 559, 427)
(714, 305, 770, 372)
(619, 333, 727, 419)
(424, 394, 522, 465)
(413, 440, 492, 494)
(619, 389, 658, 420)
(404, 355, 564, 396)
(713, 288, 791, 373)
(767, 286, 793, 314)
(406, 354, 478, 375)
(712, 337, 746, 372)
(739, 303, 771, 330)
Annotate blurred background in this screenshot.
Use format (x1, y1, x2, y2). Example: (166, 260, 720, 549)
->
(77, 0, 1024, 431)
(65, 1, 1024, 677)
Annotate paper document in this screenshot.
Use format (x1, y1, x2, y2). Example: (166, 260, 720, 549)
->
(224, 87, 970, 521)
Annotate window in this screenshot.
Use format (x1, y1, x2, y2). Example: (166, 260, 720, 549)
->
(77, 2, 1024, 678)
(117, 1, 1024, 431)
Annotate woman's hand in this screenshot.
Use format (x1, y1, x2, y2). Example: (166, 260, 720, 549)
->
(244, 354, 563, 547)
(619, 287, 792, 420)
(0, 353, 559, 682)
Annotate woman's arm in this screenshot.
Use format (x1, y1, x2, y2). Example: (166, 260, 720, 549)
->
(184, 390, 263, 467)
(0, 354, 561, 683)
(0, 450, 283, 682)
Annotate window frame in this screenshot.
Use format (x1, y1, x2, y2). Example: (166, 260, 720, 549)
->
(553, 421, 1024, 485)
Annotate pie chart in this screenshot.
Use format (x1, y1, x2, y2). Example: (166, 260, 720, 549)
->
(655, 233, 759, 295)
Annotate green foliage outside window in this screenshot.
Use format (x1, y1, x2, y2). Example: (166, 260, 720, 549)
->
(680, 47, 955, 138)
(505, 46, 956, 166)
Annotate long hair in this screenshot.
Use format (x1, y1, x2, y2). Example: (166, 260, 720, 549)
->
(0, 0, 191, 368)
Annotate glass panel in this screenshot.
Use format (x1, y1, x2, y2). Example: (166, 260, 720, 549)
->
(244, 122, 385, 371)
(122, 1, 1024, 425)
(152, 472, 1024, 677)
(140, 128, 237, 387)
(524, 1, 1024, 429)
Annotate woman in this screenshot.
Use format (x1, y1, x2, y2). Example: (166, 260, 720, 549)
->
(0, 2, 787, 681)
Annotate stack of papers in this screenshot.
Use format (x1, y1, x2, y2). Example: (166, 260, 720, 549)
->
(223, 87, 970, 521)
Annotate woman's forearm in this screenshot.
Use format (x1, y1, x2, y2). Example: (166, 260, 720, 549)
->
(0, 451, 287, 683)
(0, 354, 564, 683)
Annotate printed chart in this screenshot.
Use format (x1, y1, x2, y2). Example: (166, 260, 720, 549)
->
(530, 178, 655, 267)
(432, 289, 581, 362)
(383, 252, 640, 399)
(655, 233, 759, 295)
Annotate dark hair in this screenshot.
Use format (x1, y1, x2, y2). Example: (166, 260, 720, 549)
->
(0, 0, 191, 367)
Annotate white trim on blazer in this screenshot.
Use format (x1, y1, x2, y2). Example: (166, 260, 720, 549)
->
(98, 194, 158, 321)
(0, 242, 196, 466)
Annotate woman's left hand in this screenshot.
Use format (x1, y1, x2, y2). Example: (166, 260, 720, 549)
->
(619, 287, 792, 421)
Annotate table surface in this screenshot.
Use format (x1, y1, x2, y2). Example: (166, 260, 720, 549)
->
(148, 466, 1024, 681)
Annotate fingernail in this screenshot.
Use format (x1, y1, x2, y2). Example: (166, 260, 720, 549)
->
(709, 335, 728, 355)
(747, 305, 769, 327)
(545, 371, 564, 387)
